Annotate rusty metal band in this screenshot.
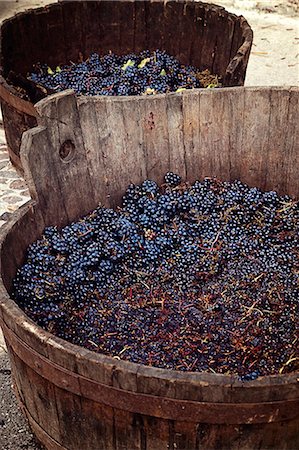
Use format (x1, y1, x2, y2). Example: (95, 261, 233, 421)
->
(12, 375, 66, 450)
(0, 82, 39, 117)
(2, 319, 299, 425)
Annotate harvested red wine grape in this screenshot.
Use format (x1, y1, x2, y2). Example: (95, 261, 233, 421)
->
(13, 173, 298, 380)
(28, 49, 220, 96)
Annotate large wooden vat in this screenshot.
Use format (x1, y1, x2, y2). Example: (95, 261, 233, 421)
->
(0, 87, 298, 450)
(0, 0, 253, 171)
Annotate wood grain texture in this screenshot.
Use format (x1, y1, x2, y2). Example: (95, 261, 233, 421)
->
(31, 91, 97, 226)
(284, 87, 299, 197)
(139, 95, 170, 186)
(0, 0, 252, 165)
(0, 86, 298, 450)
(15, 86, 299, 226)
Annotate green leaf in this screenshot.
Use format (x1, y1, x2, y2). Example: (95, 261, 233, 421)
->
(207, 83, 217, 89)
(55, 66, 62, 73)
(122, 59, 135, 70)
(176, 87, 186, 93)
(160, 69, 166, 76)
(138, 57, 151, 69)
(47, 66, 54, 75)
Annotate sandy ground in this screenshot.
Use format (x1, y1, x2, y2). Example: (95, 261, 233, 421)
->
(0, 1, 298, 449)
(216, 0, 299, 86)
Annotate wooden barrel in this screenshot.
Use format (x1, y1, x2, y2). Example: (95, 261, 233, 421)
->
(0, 87, 298, 450)
(0, 0, 253, 172)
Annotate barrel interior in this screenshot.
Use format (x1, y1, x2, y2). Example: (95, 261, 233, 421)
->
(1, 1, 245, 86)
(0, 87, 298, 450)
(0, 1, 253, 170)
(1, 87, 298, 294)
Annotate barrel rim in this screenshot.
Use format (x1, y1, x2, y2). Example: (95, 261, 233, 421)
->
(1, 200, 298, 391)
(0, 0, 253, 116)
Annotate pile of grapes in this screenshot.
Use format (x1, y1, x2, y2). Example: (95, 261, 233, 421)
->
(29, 50, 220, 96)
(13, 173, 298, 380)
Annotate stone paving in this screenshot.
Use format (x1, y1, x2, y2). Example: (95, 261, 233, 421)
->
(0, 127, 30, 228)
(0, 118, 31, 346)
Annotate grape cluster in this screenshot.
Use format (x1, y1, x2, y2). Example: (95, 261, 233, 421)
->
(13, 173, 299, 379)
(29, 50, 220, 96)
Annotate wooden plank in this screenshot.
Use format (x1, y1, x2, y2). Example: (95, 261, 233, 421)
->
(196, 89, 231, 181)
(198, 5, 219, 72)
(0, 100, 37, 164)
(182, 89, 201, 182)
(284, 87, 299, 198)
(1, 13, 24, 75)
(98, 1, 121, 55)
(2, 311, 50, 359)
(18, 405, 66, 450)
(174, 371, 238, 403)
(263, 87, 292, 195)
(142, 416, 170, 450)
(20, 125, 69, 228)
(133, 1, 147, 53)
(166, 93, 187, 180)
(112, 359, 138, 393)
(0, 208, 31, 291)
(77, 97, 109, 206)
(27, 364, 61, 442)
(162, 1, 186, 59)
(136, 365, 177, 398)
(47, 336, 79, 373)
(32, 8, 57, 68)
(13, 6, 65, 75)
(52, 385, 84, 449)
(241, 87, 272, 190)
(224, 17, 253, 86)
(139, 95, 170, 185)
(53, 92, 94, 218)
(35, 91, 97, 225)
(189, 2, 209, 70)
(94, 97, 147, 208)
(113, 409, 143, 450)
(9, 346, 26, 406)
(229, 16, 242, 64)
(61, 1, 85, 62)
(119, 1, 135, 55)
(212, 12, 236, 79)
(0, 19, 13, 76)
(222, 420, 299, 450)
(10, 351, 41, 430)
(76, 348, 115, 386)
(195, 423, 241, 450)
(172, 421, 198, 450)
(222, 86, 245, 182)
(0, 78, 38, 117)
(144, 1, 165, 52)
(41, 4, 66, 68)
(178, 2, 201, 67)
(79, 396, 115, 450)
(177, 2, 194, 66)
(13, 352, 62, 443)
(83, 0, 103, 55)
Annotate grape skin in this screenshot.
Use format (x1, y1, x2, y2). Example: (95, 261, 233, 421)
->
(13, 172, 299, 379)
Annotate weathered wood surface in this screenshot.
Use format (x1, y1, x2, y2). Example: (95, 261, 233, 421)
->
(0, 86, 298, 449)
(20, 86, 299, 230)
(0, 0, 253, 166)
